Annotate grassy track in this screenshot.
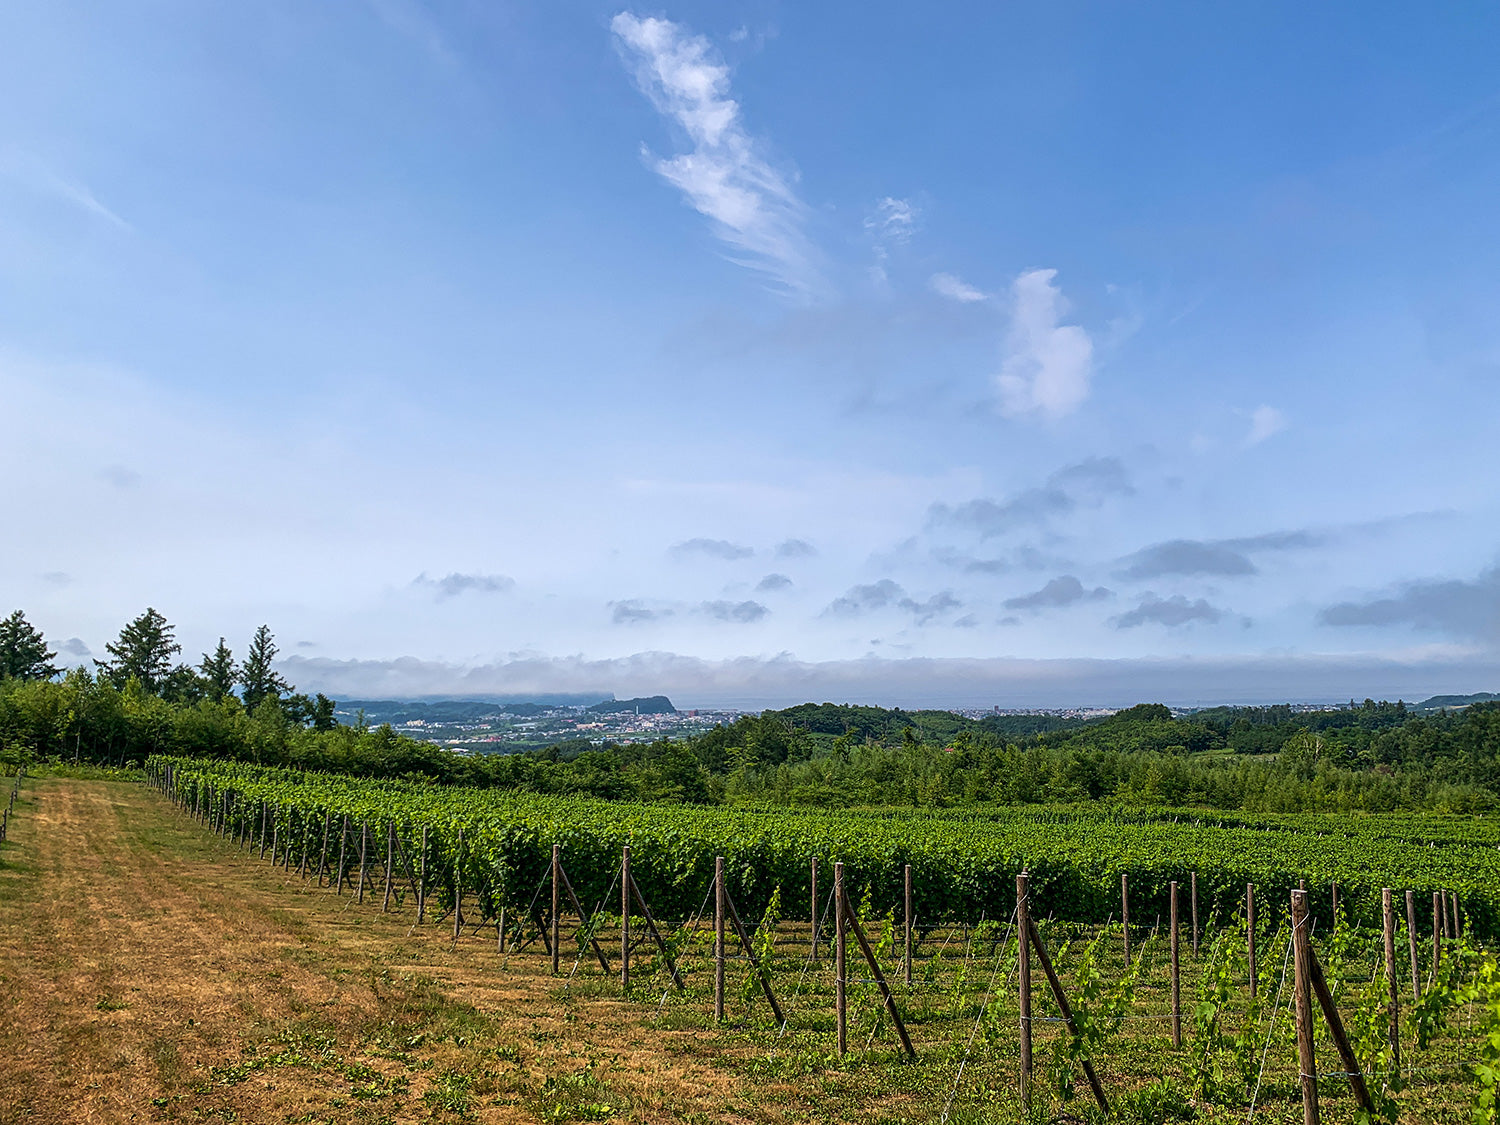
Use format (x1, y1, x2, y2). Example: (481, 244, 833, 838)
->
(0, 778, 807, 1124)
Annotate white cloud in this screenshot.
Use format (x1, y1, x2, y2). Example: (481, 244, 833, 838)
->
(1245, 405, 1288, 447)
(865, 197, 917, 243)
(995, 269, 1094, 419)
(611, 13, 824, 298)
(2, 149, 130, 230)
(929, 272, 986, 303)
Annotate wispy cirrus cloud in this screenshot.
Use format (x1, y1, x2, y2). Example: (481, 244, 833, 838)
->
(996, 268, 1093, 419)
(865, 197, 918, 243)
(611, 13, 825, 298)
(929, 272, 986, 303)
(2, 150, 132, 230)
(865, 196, 918, 283)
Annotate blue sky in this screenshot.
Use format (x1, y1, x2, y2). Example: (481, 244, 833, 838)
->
(4, 2, 1499, 707)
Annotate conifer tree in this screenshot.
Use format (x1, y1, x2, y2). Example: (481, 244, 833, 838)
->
(98, 607, 180, 692)
(199, 638, 239, 702)
(0, 610, 59, 680)
(239, 624, 290, 712)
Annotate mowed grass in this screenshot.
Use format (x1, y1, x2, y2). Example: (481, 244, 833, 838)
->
(0, 776, 1488, 1124)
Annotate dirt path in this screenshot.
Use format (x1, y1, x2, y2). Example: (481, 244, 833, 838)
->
(0, 778, 800, 1125)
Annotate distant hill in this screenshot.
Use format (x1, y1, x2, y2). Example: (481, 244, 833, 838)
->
(768, 701, 1092, 742)
(586, 696, 676, 715)
(1413, 692, 1500, 712)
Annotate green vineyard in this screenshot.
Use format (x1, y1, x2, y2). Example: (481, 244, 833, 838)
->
(149, 756, 1500, 935)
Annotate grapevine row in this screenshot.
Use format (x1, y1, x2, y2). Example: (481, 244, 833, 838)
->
(147, 757, 1496, 935)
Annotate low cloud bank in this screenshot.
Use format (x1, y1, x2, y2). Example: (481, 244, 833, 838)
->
(279, 651, 1500, 711)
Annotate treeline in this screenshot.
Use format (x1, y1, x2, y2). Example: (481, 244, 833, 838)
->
(0, 608, 406, 770)
(507, 701, 1500, 814)
(4, 607, 1499, 815)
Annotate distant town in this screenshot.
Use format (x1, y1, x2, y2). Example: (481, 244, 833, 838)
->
(332, 696, 749, 752)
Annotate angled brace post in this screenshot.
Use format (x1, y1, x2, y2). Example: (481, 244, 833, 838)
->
(841, 887, 917, 1059)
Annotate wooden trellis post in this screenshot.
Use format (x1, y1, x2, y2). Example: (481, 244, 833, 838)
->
(1170, 880, 1181, 1048)
(903, 863, 913, 986)
(357, 821, 368, 904)
(317, 810, 331, 885)
(1405, 890, 1421, 1002)
(835, 860, 847, 1055)
(724, 884, 787, 1026)
(1433, 891, 1442, 968)
(1190, 871, 1199, 956)
(1305, 918, 1377, 1117)
(552, 858, 613, 970)
(417, 826, 428, 923)
(453, 827, 464, 942)
(551, 844, 561, 975)
(621, 844, 631, 988)
(1247, 883, 1258, 997)
(336, 815, 350, 894)
(839, 881, 914, 1057)
(714, 855, 727, 1021)
(625, 864, 685, 989)
(382, 821, 394, 912)
(1121, 873, 1131, 967)
(1383, 888, 1400, 1065)
(810, 857, 819, 960)
(1291, 889, 1319, 1125)
(299, 814, 313, 878)
(1028, 913, 1108, 1114)
(1017, 870, 1032, 1110)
